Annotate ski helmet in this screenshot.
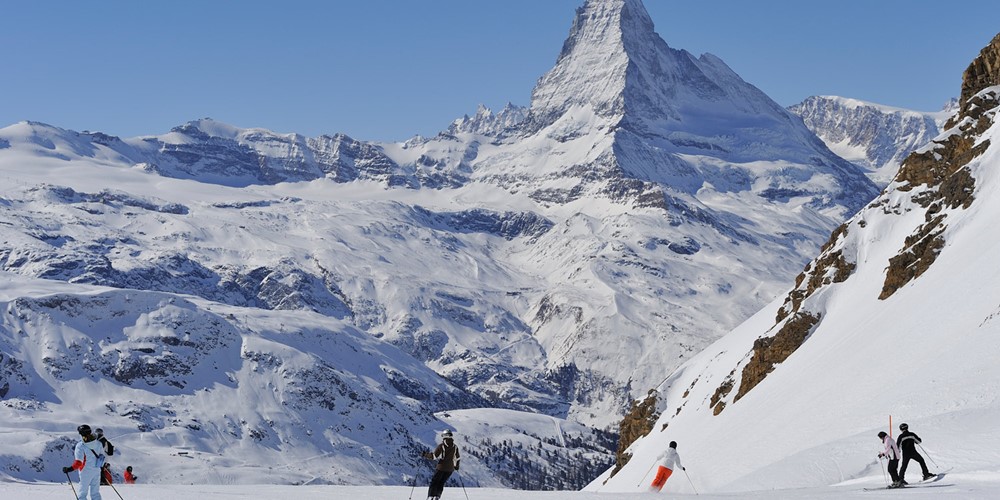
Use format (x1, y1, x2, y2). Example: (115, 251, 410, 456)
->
(669, 441, 677, 448)
(899, 423, 908, 431)
(878, 431, 888, 439)
(96, 428, 104, 437)
(442, 430, 453, 438)
(77, 424, 92, 436)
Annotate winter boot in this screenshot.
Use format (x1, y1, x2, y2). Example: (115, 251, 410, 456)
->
(923, 473, 936, 481)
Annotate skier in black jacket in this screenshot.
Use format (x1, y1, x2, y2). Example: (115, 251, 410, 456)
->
(95, 428, 115, 456)
(896, 423, 934, 483)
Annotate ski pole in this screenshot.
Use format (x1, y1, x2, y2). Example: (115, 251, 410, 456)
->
(636, 462, 656, 488)
(917, 444, 940, 468)
(878, 456, 888, 486)
(407, 472, 421, 500)
(457, 471, 470, 500)
(65, 471, 80, 500)
(107, 480, 126, 500)
(682, 468, 698, 495)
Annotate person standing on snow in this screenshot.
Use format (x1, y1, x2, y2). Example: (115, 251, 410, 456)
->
(100, 463, 113, 485)
(124, 465, 137, 484)
(649, 440, 685, 492)
(95, 428, 115, 457)
(877, 431, 903, 488)
(897, 423, 934, 483)
(62, 424, 107, 500)
(422, 430, 461, 500)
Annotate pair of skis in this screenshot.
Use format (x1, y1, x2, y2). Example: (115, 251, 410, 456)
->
(863, 471, 951, 491)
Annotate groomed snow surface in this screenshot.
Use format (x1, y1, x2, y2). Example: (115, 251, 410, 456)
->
(5, 475, 1000, 500)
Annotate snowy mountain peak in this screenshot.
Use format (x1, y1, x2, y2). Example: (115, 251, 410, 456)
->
(446, 103, 527, 137)
(169, 117, 246, 140)
(525, 0, 649, 130)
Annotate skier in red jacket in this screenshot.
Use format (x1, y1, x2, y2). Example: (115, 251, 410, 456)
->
(124, 466, 137, 484)
(100, 463, 113, 485)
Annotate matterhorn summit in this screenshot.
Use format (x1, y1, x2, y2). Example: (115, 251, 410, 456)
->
(529, 0, 795, 144)
(479, 0, 876, 213)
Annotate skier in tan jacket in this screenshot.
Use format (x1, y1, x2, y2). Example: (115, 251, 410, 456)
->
(423, 430, 460, 500)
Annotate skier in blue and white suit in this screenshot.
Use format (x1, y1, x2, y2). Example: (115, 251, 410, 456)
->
(62, 424, 106, 500)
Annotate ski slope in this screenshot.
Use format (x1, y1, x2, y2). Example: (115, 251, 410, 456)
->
(4, 478, 1000, 500)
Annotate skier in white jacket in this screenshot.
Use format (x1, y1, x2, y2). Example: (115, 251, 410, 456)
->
(62, 424, 107, 500)
(877, 431, 903, 488)
(649, 441, 684, 492)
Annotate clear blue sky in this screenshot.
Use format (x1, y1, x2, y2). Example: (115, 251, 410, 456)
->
(2, 1, 995, 141)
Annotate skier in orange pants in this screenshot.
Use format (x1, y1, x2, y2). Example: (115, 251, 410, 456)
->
(650, 441, 684, 492)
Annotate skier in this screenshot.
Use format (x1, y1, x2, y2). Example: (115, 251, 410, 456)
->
(95, 428, 115, 456)
(877, 431, 903, 488)
(62, 424, 107, 500)
(897, 423, 934, 483)
(649, 440, 684, 492)
(422, 430, 460, 500)
(124, 465, 137, 484)
(100, 463, 113, 485)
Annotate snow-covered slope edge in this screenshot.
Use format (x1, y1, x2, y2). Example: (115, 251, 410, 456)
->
(593, 32, 1000, 494)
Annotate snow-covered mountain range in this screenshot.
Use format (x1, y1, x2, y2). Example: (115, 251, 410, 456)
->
(789, 96, 956, 185)
(596, 32, 1000, 495)
(1, 0, 881, 488)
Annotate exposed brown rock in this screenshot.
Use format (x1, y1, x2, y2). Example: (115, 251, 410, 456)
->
(735, 312, 820, 402)
(957, 32, 1000, 115)
(776, 224, 853, 322)
(895, 131, 989, 198)
(877, 32, 1000, 300)
(879, 216, 946, 300)
(709, 376, 734, 416)
(608, 390, 660, 478)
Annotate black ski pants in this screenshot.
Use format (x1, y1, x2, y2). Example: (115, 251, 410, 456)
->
(887, 458, 900, 483)
(428, 470, 453, 498)
(900, 451, 930, 480)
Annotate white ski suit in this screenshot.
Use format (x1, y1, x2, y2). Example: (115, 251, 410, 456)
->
(72, 438, 107, 500)
(657, 447, 683, 470)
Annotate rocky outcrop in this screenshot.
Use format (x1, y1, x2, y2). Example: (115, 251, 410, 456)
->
(880, 34, 1000, 299)
(608, 390, 660, 478)
(958, 33, 1000, 112)
(776, 223, 855, 322)
(734, 312, 820, 402)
